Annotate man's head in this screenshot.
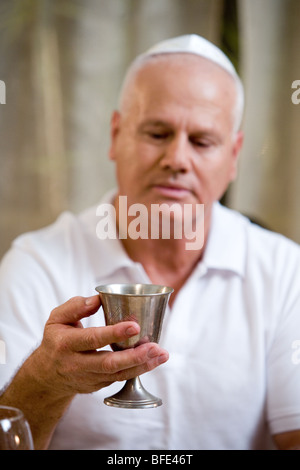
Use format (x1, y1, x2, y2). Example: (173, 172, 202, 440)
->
(109, 34, 244, 223)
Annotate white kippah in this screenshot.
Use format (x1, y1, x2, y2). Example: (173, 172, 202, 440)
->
(142, 34, 238, 79)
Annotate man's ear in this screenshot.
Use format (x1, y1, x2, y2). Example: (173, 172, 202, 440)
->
(230, 130, 244, 181)
(109, 110, 121, 161)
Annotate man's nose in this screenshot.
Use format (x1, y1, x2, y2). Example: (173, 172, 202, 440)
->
(160, 134, 191, 173)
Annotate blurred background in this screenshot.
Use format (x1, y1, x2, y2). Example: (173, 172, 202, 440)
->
(0, 0, 300, 259)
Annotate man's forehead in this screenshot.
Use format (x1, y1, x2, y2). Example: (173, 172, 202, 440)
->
(132, 54, 237, 107)
(120, 53, 240, 136)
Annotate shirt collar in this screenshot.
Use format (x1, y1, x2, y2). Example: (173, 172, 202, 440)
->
(88, 192, 247, 281)
(201, 201, 247, 277)
(80, 190, 139, 282)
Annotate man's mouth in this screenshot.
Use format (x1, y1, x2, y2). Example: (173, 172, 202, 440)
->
(151, 182, 192, 199)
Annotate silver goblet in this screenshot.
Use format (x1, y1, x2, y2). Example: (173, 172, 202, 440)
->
(95, 283, 173, 409)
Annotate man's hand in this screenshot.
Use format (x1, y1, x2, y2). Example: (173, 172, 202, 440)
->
(0, 295, 169, 449)
(34, 294, 169, 397)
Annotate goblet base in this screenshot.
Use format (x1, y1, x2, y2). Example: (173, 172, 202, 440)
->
(104, 376, 162, 409)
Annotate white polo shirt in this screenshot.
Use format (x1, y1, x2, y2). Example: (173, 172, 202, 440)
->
(1, 192, 300, 450)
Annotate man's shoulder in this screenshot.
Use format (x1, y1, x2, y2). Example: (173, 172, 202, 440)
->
(11, 191, 117, 257)
(11, 204, 99, 260)
(219, 203, 300, 265)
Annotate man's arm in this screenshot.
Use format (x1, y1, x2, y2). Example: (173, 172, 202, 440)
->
(0, 295, 169, 450)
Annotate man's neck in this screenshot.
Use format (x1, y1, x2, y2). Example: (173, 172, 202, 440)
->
(120, 236, 207, 305)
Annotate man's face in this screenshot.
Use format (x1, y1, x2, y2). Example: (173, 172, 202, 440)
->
(109, 54, 243, 222)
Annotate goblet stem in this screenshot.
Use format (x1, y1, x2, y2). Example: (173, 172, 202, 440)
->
(104, 376, 162, 409)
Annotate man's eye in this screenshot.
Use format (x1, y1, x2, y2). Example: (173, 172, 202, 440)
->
(191, 139, 211, 148)
(149, 132, 169, 139)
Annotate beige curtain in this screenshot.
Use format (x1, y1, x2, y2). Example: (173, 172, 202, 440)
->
(229, 0, 300, 243)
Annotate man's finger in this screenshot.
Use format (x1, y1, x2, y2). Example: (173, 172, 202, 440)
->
(67, 321, 141, 352)
(73, 342, 169, 377)
(48, 295, 101, 325)
(98, 343, 169, 375)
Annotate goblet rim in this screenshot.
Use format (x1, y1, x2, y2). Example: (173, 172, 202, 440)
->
(95, 283, 174, 297)
(0, 405, 24, 423)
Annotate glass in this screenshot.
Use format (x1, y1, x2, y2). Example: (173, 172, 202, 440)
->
(96, 283, 173, 409)
(0, 406, 34, 450)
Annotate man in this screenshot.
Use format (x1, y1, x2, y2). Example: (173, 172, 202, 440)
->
(1, 35, 300, 450)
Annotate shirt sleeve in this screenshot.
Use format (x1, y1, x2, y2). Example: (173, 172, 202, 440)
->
(266, 248, 300, 435)
(0, 241, 59, 389)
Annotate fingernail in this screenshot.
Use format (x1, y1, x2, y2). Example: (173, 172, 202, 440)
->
(85, 295, 97, 306)
(147, 346, 158, 358)
(126, 326, 139, 336)
(158, 353, 168, 364)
